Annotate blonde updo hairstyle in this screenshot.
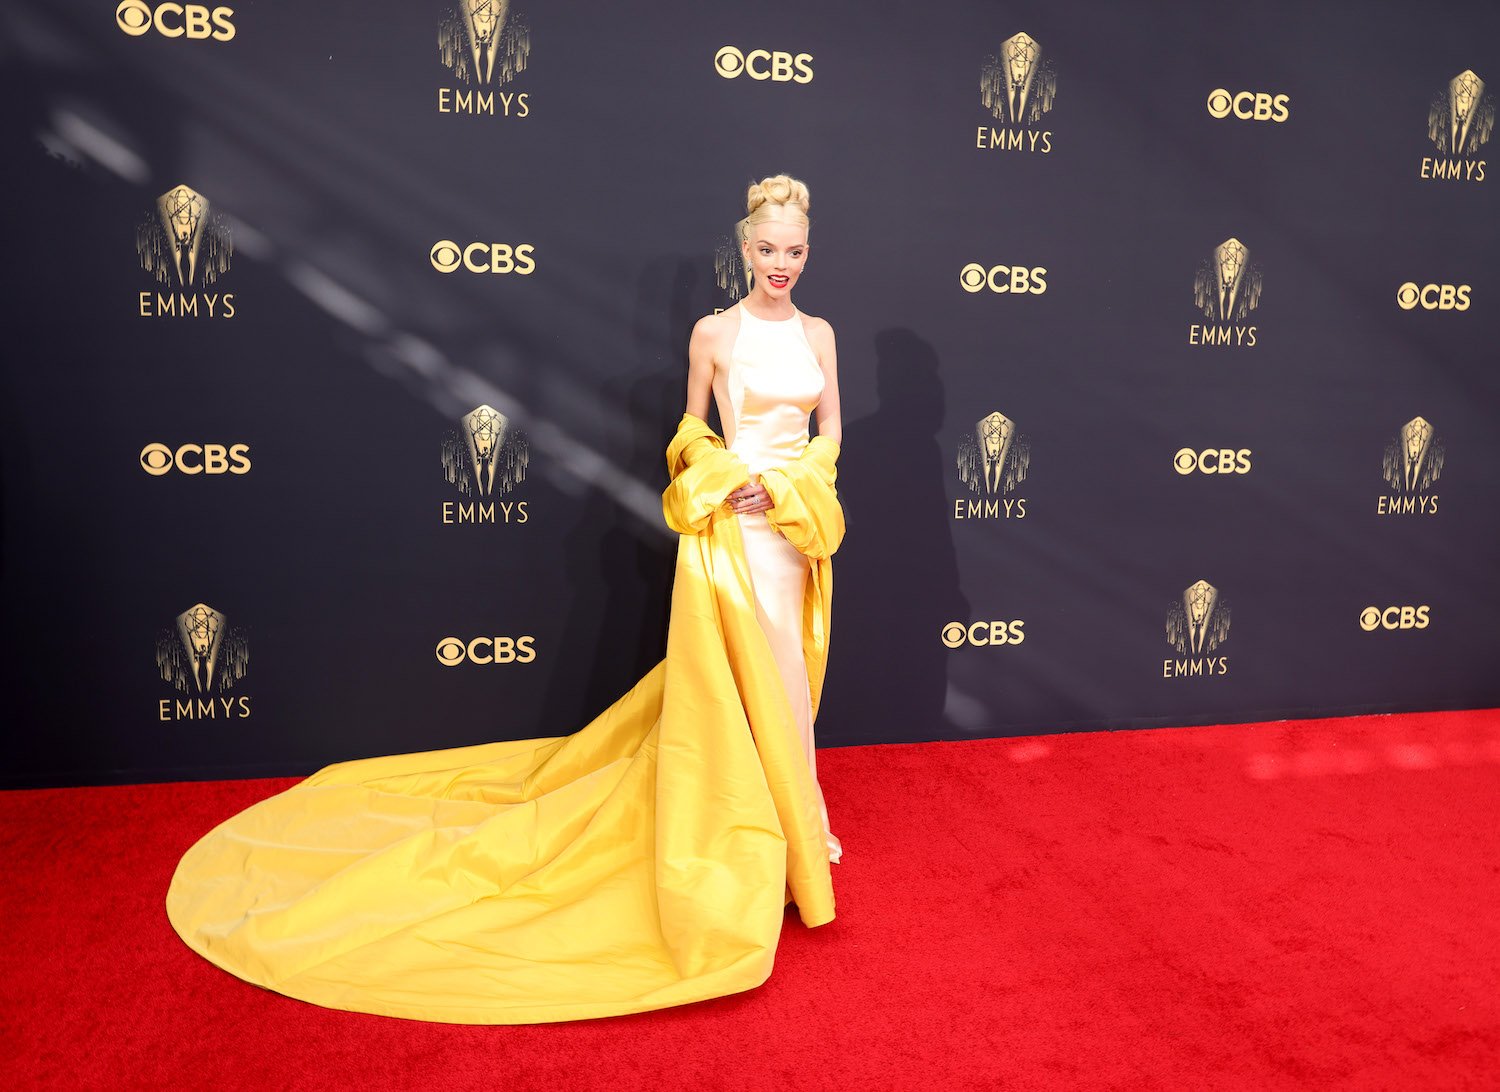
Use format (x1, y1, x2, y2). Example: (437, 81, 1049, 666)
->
(736, 174, 811, 293)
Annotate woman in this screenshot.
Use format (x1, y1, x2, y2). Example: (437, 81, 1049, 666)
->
(167, 174, 847, 1024)
(689, 174, 843, 864)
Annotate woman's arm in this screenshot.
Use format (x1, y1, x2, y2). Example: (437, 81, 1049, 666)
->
(684, 315, 717, 421)
(687, 312, 761, 514)
(807, 318, 842, 446)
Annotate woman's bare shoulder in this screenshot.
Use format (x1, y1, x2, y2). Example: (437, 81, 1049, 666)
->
(693, 306, 738, 335)
(798, 311, 836, 345)
(690, 307, 742, 358)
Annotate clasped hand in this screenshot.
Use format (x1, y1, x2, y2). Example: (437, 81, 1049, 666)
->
(727, 475, 773, 516)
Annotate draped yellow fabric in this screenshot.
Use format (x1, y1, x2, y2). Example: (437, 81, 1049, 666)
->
(165, 413, 844, 1024)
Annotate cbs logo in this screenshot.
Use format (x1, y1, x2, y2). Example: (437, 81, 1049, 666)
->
(714, 46, 814, 83)
(1396, 282, 1471, 311)
(431, 242, 537, 275)
(140, 443, 250, 475)
(1173, 448, 1252, 475)
(941, 620, 1026, 648)
(1359, 606, 1430, 631)
(435, 636, 538, 665)
(959, 264, 1048, 295)
(116, 1, 235, 39)
(1206, 89, 1289, 122)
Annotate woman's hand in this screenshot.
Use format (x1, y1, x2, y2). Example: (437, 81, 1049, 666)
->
(726, 475, 774, 515)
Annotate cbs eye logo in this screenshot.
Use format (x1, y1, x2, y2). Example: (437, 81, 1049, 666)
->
(713, 46, 814, 83)
(430, 241, 537, 275)
(959, 264, 1047, 295)
(942, 620, 1025, 648)
(140, 443, 251, 475)
(1174, 448, 1251, 475)
(435, 636, 537, 665)
(1206, 89, 1289, 122)
(116, 1, 236, 40)
(1396, 282, 1471, 311)
(1359, 606, 1430, 631)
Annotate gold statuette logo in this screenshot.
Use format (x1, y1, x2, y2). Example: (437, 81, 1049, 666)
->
(156, 602, 251, 719)
(441, 404, 530, 524)
(977, 32, 1056, 154)
(140, 184, 228, 288)
(982, 32, 1054, 124)
(1190, 237, 1260, 346)
(1421, 70, 1491, 181)
(955, 411, 1029, 519)
(136, 184, 235, 318)
(437, 1, 531, 117)
(440, 0, 528, 84)
(1195, 238, 1260, 322)
(713, 234, 748, 306)
(1164, 579, 1231, 678)
(1378, 416, 1443, 516)
(1430, 70, 1493, 156)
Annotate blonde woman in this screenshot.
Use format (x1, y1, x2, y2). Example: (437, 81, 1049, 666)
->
(168, 174, 848, 1025)
(685, 174, 843, 864)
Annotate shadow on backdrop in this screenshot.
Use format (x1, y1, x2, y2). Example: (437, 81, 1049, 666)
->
(540, 256, 697, 731)
(825, 329, 969, 746)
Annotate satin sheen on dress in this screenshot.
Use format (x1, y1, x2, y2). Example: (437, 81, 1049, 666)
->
(165, 379, 846, 1023)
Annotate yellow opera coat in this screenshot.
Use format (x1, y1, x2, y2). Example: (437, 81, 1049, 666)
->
(165, 413, 845, 1023)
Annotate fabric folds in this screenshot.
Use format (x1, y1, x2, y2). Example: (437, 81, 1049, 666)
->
(165, 413, 844, 1024)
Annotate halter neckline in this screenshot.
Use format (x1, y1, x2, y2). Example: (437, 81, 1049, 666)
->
(739, 302, 800, 324)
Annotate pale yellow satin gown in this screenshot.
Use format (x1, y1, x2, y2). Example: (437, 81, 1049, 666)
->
(714, 303, 841, 863)
(164, 309, 848, 1024)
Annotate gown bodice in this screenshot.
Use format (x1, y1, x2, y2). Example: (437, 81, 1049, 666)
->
(712, 304, 825, 474)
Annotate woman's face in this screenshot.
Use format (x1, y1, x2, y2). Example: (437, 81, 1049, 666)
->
(742, 218, 808, 299)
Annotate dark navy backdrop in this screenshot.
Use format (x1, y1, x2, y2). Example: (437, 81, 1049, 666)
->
(1, 0, 1496, 786)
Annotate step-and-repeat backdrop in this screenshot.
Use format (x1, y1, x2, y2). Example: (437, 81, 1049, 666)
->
(2, 1, 1496, 786)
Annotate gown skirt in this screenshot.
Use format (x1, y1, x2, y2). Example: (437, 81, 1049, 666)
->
(165, 409, 846, 1024)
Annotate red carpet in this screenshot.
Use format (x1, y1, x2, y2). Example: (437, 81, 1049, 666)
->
(2, 709, 1497, 1090)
